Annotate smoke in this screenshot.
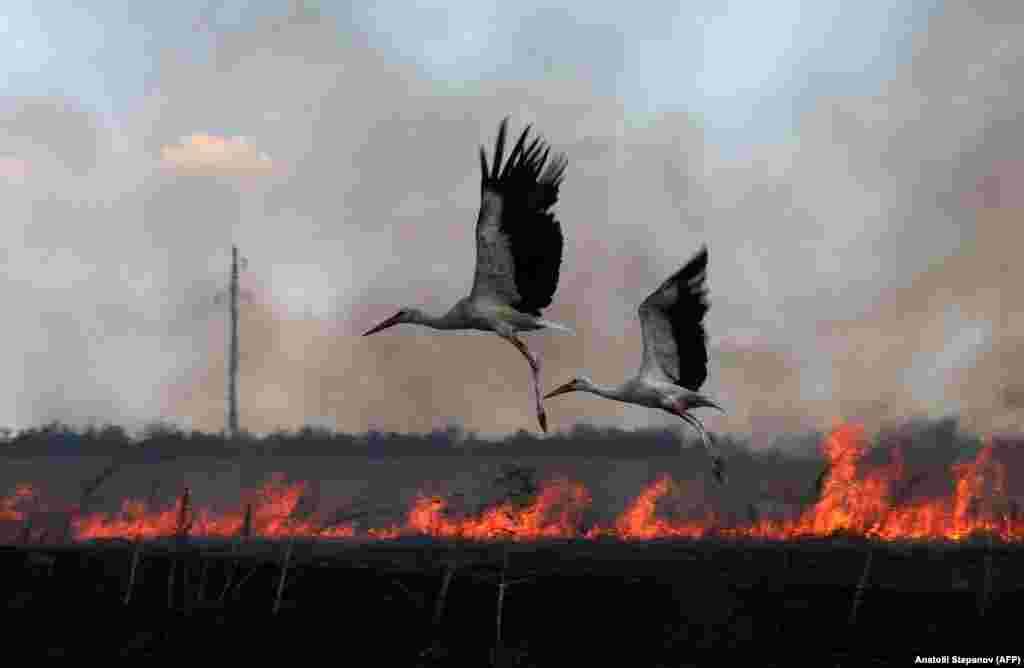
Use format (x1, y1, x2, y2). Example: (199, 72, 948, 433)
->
(3, 4, 1024, 440)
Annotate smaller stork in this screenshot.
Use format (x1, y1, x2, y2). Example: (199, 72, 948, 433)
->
(543, 245, 728, 483)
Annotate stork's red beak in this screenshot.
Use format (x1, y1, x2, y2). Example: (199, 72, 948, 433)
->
(694, 395, 726, 413)
(543, 380, 577, 400)
(362, 312, 403, 337)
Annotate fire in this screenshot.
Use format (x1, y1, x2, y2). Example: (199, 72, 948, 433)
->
(2, 423, 1022, 544)
(613, 475, 715, 539)
(950, 443, 1010, 539)
(798, 423, 900, 537)
(0, 483, 37, 521)
(751, 426, 1021, 542)
(407, 477, 593, 540)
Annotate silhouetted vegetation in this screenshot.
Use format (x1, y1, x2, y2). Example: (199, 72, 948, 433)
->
(0, 420, 242, 459)
(0, 419, 753, 459)
(0, 416, 1003, 474)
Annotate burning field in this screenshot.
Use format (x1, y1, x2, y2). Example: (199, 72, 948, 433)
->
(1, 422, 1019, 544)
(1, 420, 1022, 663)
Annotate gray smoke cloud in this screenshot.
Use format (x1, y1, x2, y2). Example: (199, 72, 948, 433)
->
(2, 3, 1023, 440)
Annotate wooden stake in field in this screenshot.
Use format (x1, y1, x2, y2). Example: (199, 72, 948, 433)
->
(427, 561, 457, 659)
(167, 486, 192, 610)
(218, 502, 253, 603)
(978, 531, 995, 618)
(848, 547, 874, 626)
(485, 533, 537, 667)
(241, 502, 253, 542)
(63, 461, 124, 544)
(176, 486, 192, 538)
(124, 534, 144, 606)
(423, 533, 473, 661)
(493, 545, 511, 667)
(273, 482, 318, 615)
(196, 557, 209, 604)
(167, 549, 177, 608)
(124, 478, 161, 606)
(273, 539, 295, 616)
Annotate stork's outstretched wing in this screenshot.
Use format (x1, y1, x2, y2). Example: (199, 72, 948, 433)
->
(637, 245, 710, 390)
(471, 118, 567, 316)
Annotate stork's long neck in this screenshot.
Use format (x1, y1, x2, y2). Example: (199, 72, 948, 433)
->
(412, 309, 462, 331)
(583, 381, 630, 401)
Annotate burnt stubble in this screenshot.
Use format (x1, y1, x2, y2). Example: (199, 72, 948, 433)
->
(1, 537, 1015, 665)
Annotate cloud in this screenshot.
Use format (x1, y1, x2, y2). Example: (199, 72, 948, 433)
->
(160, 132, 274, 176)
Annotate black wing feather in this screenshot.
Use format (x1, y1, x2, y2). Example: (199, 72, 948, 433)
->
(639, 246, 711, 390)
(666, 246, 710, 390)
(500, 124, 531, 180)
(478, 117, 567, 316)
(491, 118, 508, 181)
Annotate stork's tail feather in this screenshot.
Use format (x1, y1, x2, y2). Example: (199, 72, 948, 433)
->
(538, 319, 575, 335)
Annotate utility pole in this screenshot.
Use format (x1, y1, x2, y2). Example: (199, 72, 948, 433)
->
(227, 245, 240, 439)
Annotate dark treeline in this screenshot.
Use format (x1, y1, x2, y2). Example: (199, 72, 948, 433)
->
(0, 420, 756, 459)
(0, 417, 1001, 469)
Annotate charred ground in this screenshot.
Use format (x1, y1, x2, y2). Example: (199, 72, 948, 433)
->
(1, 536, 1018, 664)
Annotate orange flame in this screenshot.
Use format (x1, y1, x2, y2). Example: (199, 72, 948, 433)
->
(801, 423, 898, 537)
(407, 477, 593, 540)
(612, 474, 715, 539)
(0, 483, 37, 521)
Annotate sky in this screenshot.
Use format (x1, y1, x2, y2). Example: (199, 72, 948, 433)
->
(3, 0, 1023, 442)
(3, 1, 937, 153)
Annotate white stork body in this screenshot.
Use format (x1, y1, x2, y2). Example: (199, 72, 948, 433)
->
(544, 246, 728, 483)
(363, 118, 572, 432)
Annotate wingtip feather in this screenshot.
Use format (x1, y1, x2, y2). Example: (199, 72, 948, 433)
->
(501, 123, 533, 180)
(541, 153, 568, 186)
(492, 118, 509, 180)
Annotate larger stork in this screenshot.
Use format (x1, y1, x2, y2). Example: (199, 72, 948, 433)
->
(363, 118, 572, 433)
(543, 245, 728, 483)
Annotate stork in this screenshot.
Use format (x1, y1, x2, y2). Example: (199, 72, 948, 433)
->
(363, 118, 572, 433)
(543, 245, 728, 483)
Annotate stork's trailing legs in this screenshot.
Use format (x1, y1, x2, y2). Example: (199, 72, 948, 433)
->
(501, 333, 548, 433)
(679, 412, 726, 485)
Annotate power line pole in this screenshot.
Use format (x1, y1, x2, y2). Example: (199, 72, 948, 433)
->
(227, 245, 240, 439)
